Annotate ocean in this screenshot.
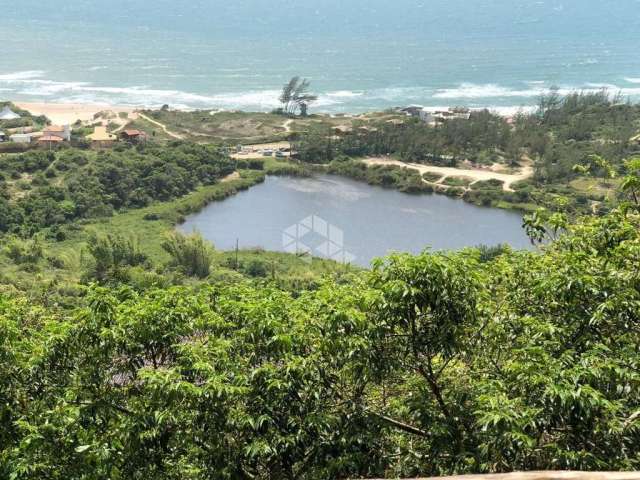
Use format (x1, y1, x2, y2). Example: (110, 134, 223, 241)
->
(1, 0, 640, 113)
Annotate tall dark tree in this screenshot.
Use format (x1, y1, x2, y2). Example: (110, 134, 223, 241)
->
(279, 76, 318, 116)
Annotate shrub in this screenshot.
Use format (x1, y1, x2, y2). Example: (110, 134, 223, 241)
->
(442, 176, 472, 187)
(143, 212, 160, 221)
(84, 232, 148, 282)
(4, 235, 44, 265)
(243, 259, 269, 278)
(472, 179, 504, 190)
(423, 172, 443, 182)
(161, 232, 214, 278)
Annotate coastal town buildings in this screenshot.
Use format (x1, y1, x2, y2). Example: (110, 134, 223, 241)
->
(400, 105, 472, 126)
(419, 108, 471, 126)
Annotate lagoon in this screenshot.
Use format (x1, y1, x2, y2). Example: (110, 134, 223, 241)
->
(179, 175, 532, 267)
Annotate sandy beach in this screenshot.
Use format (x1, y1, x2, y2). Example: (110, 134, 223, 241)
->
(15, 102, 136, 125)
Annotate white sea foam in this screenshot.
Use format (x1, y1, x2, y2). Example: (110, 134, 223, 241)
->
(625, 77, 640, 84)
(433, 82, 640, 100)
(326, 90, 364, 98)
(433, 83, 547, 99)
(3, 70, 640, 113)
(139, 65, 170, 70)
(0, 70, 46, 81)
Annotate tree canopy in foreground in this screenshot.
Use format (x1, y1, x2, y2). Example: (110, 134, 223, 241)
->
(1, 204, 640, 479)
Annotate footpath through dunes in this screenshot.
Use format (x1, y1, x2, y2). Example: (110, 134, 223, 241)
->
(369, 473, 640, 480)
(137, 112, 184, 139)
(363, 157, 534, 192)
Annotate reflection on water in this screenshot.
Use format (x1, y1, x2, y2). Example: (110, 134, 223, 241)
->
(179, 175, 532, 267)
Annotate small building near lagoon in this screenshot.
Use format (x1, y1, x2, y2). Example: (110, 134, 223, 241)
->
(0, 131, 5, 142)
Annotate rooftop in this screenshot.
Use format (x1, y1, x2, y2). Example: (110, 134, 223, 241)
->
(0, 106, 20, 120)
(37, 135, 63, 142)
(122, 129, 142, 136)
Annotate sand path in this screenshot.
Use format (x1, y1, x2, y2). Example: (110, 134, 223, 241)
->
(137, 113, 184, 140)
(363, 158, 533, 192)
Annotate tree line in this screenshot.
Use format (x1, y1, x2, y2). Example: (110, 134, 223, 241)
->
(0, 143, 236, 238)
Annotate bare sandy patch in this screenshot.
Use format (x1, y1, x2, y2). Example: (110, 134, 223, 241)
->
(15, 102, 135, 125)
(363, 158, 533, 192)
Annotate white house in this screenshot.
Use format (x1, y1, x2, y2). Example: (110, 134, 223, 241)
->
(419, 107, 471, 126)
(9, 133, 31, 143)
(0, 131, 5, 142)
(0, 106, 20, 121)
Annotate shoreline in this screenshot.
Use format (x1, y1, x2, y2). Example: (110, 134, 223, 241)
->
(14, 102, 137, 125)
(9, 100, 533, 126)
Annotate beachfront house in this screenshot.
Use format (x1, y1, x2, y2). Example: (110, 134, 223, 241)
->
(37, 135, 64, 148)
(87, 126, 117, 147)
(419, 107, 471, 126)
(0, 106, 20, 121)
(9, 133, 31, 144)
(419, 110, 438, 125)
(120, 129, 146, 143)
(43, 125, 71, 142)
(0, 131, 5, 142)
(400, 105, 424, 117)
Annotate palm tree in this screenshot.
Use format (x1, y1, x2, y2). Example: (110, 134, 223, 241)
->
(279, 77, 318, 116)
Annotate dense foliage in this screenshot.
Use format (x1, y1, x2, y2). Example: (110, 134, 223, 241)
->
(0, 143, 235, 237)
(1, 205, 640, 478)
(2, 99, 640, 478)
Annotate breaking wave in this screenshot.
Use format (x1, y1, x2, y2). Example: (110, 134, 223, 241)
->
(2, 70, 640, 113)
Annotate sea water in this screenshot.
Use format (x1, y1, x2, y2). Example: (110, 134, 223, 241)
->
(1, 0, 639, 113)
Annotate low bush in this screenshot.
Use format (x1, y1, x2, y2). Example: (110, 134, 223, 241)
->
(161, 231, 214, 279)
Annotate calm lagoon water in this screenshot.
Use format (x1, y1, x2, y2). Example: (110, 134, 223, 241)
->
(179, 175, 532, 267)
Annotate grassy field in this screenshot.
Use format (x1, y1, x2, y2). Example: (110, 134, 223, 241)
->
(569, 177, 619, 200)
